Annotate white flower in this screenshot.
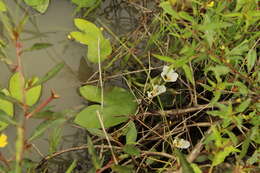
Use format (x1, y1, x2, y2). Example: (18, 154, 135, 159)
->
(161, 66, 178, 82)
(147, 85, 166, 98)
(173, 138, 190, 149)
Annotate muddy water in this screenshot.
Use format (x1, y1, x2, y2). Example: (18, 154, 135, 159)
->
(1, 0, 89, 160)
(0, 0, 141, 170)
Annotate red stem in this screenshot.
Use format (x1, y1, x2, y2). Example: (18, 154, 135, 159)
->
(25, 90, 59, 119)
(96, 159, 114, 173)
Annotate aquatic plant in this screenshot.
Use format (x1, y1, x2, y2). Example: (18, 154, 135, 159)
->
(0, 0, 259, 172)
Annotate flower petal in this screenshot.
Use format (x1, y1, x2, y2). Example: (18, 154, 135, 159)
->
(166, 72, 178, 82)
(147, 85, 166, 98)
(161, 66, 178, 82)
(173, 138, 190, 149)
(156, 85, 166, 95)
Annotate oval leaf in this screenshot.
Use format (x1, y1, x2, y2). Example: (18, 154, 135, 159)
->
(246, 49, 256, 72)
(9, 72, 24, 102)
(0, 89, 14, 131)
(25, 77, 42, 106)
(74, 18, 102, 38)
(0, 110, 17, 131)
(79, 85, 101, 103)
(74, 105, 128, 128)
(126, 121, 137, 144)
(27, 42, 52, 52)
(123, 144, 140, 156)
(75, 86, 137, 128)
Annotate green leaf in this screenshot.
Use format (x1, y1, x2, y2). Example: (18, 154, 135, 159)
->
(0, 89, 14, 131)
(25, 77, 42, 106)
(153, 54, 176, 63)
(0, 110, 17, 127)
(25, 42, 52, 52)
(111, 165, 134, 173)
(0, 0, 7, 12)
(86, 36, 112, 63)
(24, 0, 49, 13)
(232, 81, 248, 95)
(71, 0, 97, 8)
(35, 0, 49, 13)
(29, 118, 65, 141)
(211, 90, 221, 104)
(178, 11, 195, 23)
(159, 2, 180, 19)
(9, 72, 24, 102)
(246, 149, 260, 165)
(69, 31, 90, 45)
(74, 105, 128, 129)
(239, 132, 250, 160)
(24, 0, 45, 6)
(49, 127, 62, 154)
(211, 126, 222, 148)
(79, 85, 101, 103)
(250, 126, 260, 144)
(123, 144, 140, 156)
(126, 121, 137, 144)
(246, 49, 256, 72)
(86, 128, 107, 138)
(224, 130, 238, 145)
(74, 18, 102, 38)
(198, 22, 232, 31)
(227, 40, 249, 56)
(70, 19, 112, 63)
(212, 146, 240, 166)
(191, 163, 202, 173)
(0, 89, 13, 116)
(205, 65, 230, 82)
(208, 65, 230, 76)
(182, 64, 195, 86)
(65, 160, 77, 173)
(34, 62, 64, 86)
(75, 86, 137, 128)
(153, 54, 191, 68)
(0, 90, 21, 105)
(197, 14, 231, 47)
(175, 149, 195, 173)
(235, 0, 247, 11)
(87, 135, 101, 169)
(235, 99, 251, 113)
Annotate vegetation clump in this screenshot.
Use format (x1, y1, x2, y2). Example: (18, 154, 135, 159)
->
(0, 0, 259, 172)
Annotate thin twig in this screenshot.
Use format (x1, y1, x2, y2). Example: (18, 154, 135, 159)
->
(151, 100, 238, 116)
(37, 145, 177, 169)
(83, 66, 162, 85)
(96, 111, 118, 165)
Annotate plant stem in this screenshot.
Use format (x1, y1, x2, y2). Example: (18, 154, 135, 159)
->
(25, 90, 59, 119)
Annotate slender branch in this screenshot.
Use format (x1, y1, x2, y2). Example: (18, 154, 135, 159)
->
(37, 144, 177, 170)
(147, 100, 240, 116)
(96, 111, 118, 165)
(25, 90, 59, 119)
